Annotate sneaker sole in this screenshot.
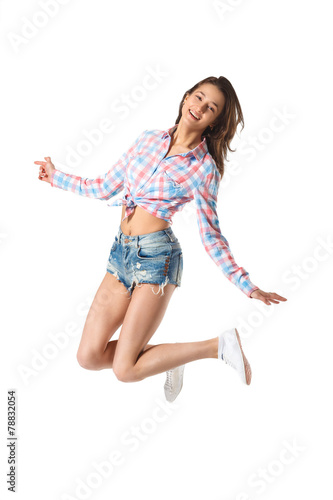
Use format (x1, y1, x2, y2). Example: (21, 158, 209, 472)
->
(235, 328, 252, 385)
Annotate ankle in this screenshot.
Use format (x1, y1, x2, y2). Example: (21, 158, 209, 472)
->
(217, 332, 225, 360)
(214, 336, 219, 359)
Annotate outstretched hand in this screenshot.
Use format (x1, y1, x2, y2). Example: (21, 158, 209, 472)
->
(250, 289, 287, 305)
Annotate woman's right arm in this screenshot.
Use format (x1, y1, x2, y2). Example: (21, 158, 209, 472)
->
(34, 130, 147, 201)
(49, 159, 125, 201)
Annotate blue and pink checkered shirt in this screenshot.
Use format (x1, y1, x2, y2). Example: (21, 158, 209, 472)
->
(50, 124, 259, 297)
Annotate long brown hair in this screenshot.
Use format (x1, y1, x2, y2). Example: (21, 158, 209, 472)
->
(175, 76, 244, 179)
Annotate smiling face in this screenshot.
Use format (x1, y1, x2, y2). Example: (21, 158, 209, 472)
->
(182, 83, 225, 132)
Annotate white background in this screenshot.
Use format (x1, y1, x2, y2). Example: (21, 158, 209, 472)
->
(1, 1, 332, 499)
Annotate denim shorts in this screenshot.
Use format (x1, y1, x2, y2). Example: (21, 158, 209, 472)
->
(106, 225, 183, 297)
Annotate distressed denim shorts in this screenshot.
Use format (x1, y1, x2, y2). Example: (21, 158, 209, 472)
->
(105, 225, 183, 297)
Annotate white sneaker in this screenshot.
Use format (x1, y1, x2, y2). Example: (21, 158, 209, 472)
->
(218, 328, 252, 385)
(164, 365, 185, 402)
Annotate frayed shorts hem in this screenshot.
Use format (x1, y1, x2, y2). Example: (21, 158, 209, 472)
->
(106, 269, 180, 297)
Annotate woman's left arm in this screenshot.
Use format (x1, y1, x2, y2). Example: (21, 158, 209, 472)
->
(194, 166, 287, 305)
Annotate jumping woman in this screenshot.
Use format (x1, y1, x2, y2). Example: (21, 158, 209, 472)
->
(34, 76, 287, 402)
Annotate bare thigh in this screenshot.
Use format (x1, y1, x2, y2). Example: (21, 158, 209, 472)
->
(77, 272, 132, 361)
(112, 282, 177, 379)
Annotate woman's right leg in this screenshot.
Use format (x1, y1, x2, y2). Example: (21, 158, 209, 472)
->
(76, 272, 153, 370)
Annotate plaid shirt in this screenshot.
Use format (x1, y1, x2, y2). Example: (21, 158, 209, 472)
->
(50, 124, 259, 297)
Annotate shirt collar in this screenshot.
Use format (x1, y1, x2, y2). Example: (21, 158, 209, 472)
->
(161, 124, 208, 162)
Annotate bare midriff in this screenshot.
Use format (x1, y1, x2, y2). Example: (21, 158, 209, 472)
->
(120, 205, 170, 236)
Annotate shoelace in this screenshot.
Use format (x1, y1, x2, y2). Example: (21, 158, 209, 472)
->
(165, 370, 173, 391)
(223, 355, 236, 370)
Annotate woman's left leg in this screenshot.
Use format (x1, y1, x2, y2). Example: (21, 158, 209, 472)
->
(112, 282, 219, 382)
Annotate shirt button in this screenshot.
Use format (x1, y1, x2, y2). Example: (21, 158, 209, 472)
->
(124, 239, 129, 243)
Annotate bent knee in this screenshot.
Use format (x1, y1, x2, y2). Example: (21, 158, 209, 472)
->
(113, 363, 139, 383)
(76, 349, 102, 370)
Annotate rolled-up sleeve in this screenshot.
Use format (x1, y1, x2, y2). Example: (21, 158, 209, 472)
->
(50, 130, 147, 200)
(194, 165, 259, 298)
